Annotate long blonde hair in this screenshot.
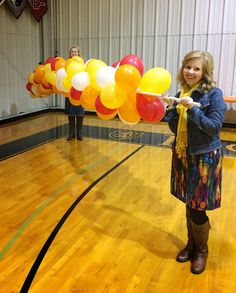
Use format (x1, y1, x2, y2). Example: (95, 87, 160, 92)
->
(177, 50, 216, 93)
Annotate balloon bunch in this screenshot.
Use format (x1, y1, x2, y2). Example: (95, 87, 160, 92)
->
(26, 54, 172, 124)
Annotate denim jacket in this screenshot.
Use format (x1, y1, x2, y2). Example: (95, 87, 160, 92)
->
(165, 87, 227, 155)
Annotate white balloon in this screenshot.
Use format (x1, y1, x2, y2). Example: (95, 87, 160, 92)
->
(31, 85, 40, 97)
(56, 68, 68, 92)
(56, 79, 68, 92)
(96, 66, 116, 89)
(72, 72, 90, 91)
(56, 68, 67, 80)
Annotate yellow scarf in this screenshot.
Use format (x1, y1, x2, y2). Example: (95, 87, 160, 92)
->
(175, 84, 199, 158)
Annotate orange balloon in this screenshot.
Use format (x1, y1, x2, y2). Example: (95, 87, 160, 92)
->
(115, 64, 141, 92)
(38, 84, 53, 96)
(80, 86, 100, 110)
(52, 85, 61, 94)
(69, 95, 81, 106)
(96, 110, 118, 120)
(118, 92, 140, 124)
(34, 65, 45, 83)
(55, 58, 66, 71)
(28, 91, 37, 98)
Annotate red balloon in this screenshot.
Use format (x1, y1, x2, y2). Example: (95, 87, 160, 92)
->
(50, 57, 63, 71)
(26, 82, 33, 91)
(111, 61, 120, 68)
(70, 87, 82, 100)
(44, 56, 55, 65)
(136, 93, 165, 123)
(95, 96, 117, 115)
(120, 54, 144, 76)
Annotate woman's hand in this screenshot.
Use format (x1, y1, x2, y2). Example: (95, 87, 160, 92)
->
(179, 96, 194, 109)
(162, 93, 174, 107)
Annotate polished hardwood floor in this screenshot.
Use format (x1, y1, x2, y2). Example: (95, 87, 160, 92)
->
(0, 113, 236, 293)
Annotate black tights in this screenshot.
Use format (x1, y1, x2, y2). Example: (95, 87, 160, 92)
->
(188, 206, 209, 225)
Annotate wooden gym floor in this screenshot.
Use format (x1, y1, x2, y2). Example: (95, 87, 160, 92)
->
(0, 113, 236, 293)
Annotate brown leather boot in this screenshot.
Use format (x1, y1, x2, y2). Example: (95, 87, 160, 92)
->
(176, 206, 195, 262)
(191, 220, 210, 274)
(67, 116, 76, 141)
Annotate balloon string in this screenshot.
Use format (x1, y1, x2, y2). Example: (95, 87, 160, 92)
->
(136, 90, 201, 107)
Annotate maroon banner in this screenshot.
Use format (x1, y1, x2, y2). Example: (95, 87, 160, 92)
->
(28, 0, 47, 22)
(5, 0, 27, 19)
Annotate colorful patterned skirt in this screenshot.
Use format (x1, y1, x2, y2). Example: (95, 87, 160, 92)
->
(171, 147, 223, 210)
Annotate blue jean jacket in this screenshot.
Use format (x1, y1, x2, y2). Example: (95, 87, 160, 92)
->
(165, 87, 227, 154)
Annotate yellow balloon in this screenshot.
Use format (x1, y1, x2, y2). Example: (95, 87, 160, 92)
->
(41, 74, 51, 89)
(72, 56, 84, 65)
(100, 84, 127, 109)
(140, 67, 171, 94)
(62, 76, 72, 90)
(66, 61, 84, 76)
(96, 110, 118, 120)
(28, 72, 34, 83)
(65, 58, 72, 68)
(43, 63, 51, 73)
(86, 59, 106, 90)
(45, 71, 57, 86)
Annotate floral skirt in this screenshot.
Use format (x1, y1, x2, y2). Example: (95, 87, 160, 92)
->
(171, 148, 223, 210)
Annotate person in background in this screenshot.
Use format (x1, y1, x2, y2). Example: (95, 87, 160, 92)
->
(163, 50, 227, 274)
(65, 46, 84, 141)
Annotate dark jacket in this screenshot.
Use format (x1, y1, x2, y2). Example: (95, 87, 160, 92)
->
(165, 87, 227, 154)
(65, 98, 84, 116)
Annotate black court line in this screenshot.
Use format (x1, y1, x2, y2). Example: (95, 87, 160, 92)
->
(20, 145, 144, 293)
(1, 123, 236, 160)
(0, 124, 169, 160)
(0, 125, 67, 161)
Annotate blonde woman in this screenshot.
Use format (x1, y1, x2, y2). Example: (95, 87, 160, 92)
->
(164, 50, 227, 274)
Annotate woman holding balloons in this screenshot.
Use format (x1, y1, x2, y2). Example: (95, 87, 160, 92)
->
(163, 50, 227, 274)
(65, 46, 85, 141)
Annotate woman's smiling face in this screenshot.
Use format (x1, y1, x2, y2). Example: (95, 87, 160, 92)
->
(183, 57, 203, 88)
(70, 48, 79, 57)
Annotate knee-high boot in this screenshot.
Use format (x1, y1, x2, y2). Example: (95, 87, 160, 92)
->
(76, 116, 84, 140)
(176, 206, 195, 262)
(191, 220, 210, 274)
(67, 116, 76, 141)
